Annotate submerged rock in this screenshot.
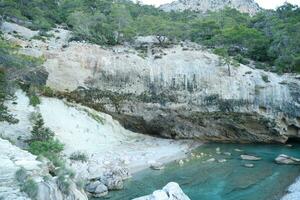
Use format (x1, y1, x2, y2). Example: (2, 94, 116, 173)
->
(133, 182, 191, 200)
(206, 158, 216, 162)
(240, 155, 262, 161)
(218, 159, 227, 163)
(275, 154, 300, 165)
(150, 162, 165, 170)
(235, 149, 243, 152)
(244, 163, 255, 168)
(223, 152, 232, 156)
(178, 160, 184, 166)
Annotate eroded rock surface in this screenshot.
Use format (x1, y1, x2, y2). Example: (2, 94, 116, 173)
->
(2, 22, 300, 144)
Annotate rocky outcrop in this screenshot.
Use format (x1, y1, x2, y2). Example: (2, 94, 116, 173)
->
(160, 0, 261, 15)
(3, 22, 300, 144)
(84, 167, 131, 197)
(275, 154, 300, 165)
(281, 177, 300, 200)
(38, 41, 300, 143)
(0, 138, 87, 200)
(133, 182, 190, 200)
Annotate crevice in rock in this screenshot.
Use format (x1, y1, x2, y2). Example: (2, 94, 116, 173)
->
(287, 124, 299, 136)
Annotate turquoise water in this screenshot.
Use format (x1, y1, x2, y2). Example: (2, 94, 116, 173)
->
(97, 143, 300, 200)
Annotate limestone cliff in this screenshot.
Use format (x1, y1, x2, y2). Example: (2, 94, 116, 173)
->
(2, 22, 300, 143)
(160, 0, 261, 15)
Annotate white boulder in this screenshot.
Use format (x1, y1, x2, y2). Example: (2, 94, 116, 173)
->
(133, 182, 190, 200)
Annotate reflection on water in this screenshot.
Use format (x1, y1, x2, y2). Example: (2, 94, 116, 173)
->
(96, 143, 300, 200)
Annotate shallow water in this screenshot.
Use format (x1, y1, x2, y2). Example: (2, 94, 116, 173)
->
(97, 143, 300, 200)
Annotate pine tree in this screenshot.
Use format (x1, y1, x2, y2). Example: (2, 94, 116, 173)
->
(31, 114, 54, 142)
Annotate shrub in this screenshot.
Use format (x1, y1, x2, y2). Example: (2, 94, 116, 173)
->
(15, 168, 28, 183)
(30, 113, 54, 142)
(261, 75, 270, 83)
(41, 86, 55, 97)
(28, 113, 64, 167)
(29, 95, 41, 107)
(28, 140, 64, 157)
(69, 151, 88, 162)
(21, 178, 38, 199)
(15, 169, 38, 199)
(56, 167, 75, 195)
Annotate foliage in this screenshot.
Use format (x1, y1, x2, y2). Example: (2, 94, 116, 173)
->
(69, 151, 88, 162)
(30, 113, 54, 142)
(29, 139, 64, 158)
(28, 112, 64, 167)
(261, 75, 270, 83)
(0, 35, 44, 123)
(21, 178, 38, 199)
(1, 1, 300, 73)
(29, 94, 41, 107)
(56, 167, 75, 194)
(15, 167, 28, 183)
(15, 168, 38, 199)
(214, 48, 240, 76)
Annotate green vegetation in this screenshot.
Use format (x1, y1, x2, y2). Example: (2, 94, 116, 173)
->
(69, 151, 88, 162)
(0, 32, 44, 123)
(15, 168, 38, 199)
(28, 113, 64, 166)
(56, 167, 75, 195)
(21, 178, 38, 199)
(26, 113, 77, 195)
(29, 94, 41, 107)
(1, 1, 300, 73)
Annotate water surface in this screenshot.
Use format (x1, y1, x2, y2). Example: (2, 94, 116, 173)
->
(98, 143, 300, 200)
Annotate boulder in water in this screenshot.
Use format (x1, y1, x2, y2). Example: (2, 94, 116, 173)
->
(240, 155, 262, 161)
(275, 154, 300, 165)
(244, 163, 255, 168)
(150, 162, 165, 170)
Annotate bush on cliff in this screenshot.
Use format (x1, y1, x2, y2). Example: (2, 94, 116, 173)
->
(28, 113, 64, 166)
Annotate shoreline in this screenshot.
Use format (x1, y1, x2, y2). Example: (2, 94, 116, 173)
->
(130, 140, 202, 174)
(281, 176, 300, 200)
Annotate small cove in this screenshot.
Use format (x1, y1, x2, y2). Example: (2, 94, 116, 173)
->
(97, 143, 300, 200)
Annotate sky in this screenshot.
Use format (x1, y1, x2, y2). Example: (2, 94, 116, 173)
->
(138, 0, 300, 9)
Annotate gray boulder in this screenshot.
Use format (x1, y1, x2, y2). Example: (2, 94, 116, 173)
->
(85, 181, 108, 198)
(100, 172, 124, 190)
(240, 155, 262, 161)
(275, 154, 300, 165)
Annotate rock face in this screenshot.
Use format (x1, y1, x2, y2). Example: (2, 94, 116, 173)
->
(0, 138, 87, 200)
(41, 41, 300, 143)
(160, 0, 261, 15)
(275, 154, 300, 165)
(281, 177, 300, 200)
(3, 22, 300, 144)
(133, 182, 191, 200)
